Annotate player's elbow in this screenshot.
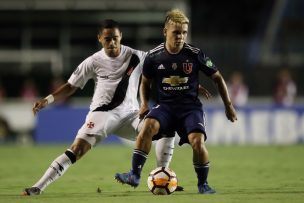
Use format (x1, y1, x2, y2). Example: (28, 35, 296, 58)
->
(64, 83, 78, 96)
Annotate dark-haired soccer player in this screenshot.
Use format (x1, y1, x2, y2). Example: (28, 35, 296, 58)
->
(115, 9, 237, 194)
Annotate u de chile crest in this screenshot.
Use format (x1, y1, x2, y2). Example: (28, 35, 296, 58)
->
(183, 62, 193, 74)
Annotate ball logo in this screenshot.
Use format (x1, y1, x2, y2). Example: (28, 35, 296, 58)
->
(183, 63, 193, 74)
(147, 167, 178, 195)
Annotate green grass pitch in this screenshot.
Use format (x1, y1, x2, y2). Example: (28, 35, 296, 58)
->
(0, 144, 303, 203)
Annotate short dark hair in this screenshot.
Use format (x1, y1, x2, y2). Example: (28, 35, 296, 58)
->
(98, 19, 120, 35)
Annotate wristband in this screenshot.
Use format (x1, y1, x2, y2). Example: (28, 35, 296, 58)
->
(45, 94, 55, 104)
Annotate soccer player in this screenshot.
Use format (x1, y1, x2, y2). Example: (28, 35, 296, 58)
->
(115, 9, 237, 194)
(22, 19, 211, 196)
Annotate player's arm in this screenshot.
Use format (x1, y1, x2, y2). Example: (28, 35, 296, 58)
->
(139, 75, 152, 119)
(211, 71, 237, 122)
(32, 83, 78, 115)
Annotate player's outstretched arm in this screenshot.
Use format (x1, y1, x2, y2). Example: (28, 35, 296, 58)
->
(211, 71, 237, 122)
(32, 83, 78, 115)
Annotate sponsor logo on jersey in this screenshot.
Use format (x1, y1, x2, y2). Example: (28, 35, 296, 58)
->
(163, 86, 189, 90)
(98, 75, 109, 79)
(86, 121, 95, 129)
(172, 63, 178, 70)
(162, 76, 188, 86)
(183, 62, 193, 74)
(157, 64, 165, 69)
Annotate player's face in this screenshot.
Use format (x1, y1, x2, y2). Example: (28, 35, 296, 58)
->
(164, 22, 188, 54)
(98, 28, 122, 57)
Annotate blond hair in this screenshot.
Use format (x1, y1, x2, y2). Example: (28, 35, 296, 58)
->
(164, 9, 189, 27)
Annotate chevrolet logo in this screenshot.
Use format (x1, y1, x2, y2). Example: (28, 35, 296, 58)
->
(162, 76, 188, 86)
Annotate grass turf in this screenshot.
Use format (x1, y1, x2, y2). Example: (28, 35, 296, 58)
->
(0, 144, 303, 203)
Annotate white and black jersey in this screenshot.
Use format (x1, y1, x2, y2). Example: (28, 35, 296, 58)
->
(68, 45, 147, 111)
(68, 45, 147, 145)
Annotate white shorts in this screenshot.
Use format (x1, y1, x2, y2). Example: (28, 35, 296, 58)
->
(75, 106, 142, 146)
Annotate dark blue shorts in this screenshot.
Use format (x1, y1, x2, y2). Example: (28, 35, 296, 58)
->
(146, 103, 206, 145)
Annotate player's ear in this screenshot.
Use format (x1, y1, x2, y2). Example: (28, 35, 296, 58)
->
(97, 34, 102, 43)
(163, 28, 167, 37)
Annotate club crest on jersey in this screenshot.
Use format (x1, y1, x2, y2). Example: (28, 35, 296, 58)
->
(86, 121, 95, 129)
(127, 67, 134, 76)
(183, 63, 193, 74)
(172, 63, 178, 70)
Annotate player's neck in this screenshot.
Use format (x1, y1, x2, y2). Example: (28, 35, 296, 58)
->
(165, 43, 183, 54)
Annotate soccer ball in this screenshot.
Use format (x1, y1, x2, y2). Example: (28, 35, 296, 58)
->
(147, 167, 178, 195)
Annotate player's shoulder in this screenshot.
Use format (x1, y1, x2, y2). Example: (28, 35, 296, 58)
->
(121, 45, 147, 58)
(184, 43, 202, 55)
(77, 51, 99, 67)
(90, 50, 103, 61)
(121, 44, 133, 53)
(85, 50, 105, 68)
(147, 43, 165, 57)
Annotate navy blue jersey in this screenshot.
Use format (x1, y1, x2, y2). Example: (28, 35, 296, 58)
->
(143, 43, 218, 105)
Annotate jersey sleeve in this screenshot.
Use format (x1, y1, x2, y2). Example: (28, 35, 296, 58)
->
(134, 50, 147, 74)
(198, 51, 218, 76)
(68, 57, 94, 89)
(142, 54, 155, 79)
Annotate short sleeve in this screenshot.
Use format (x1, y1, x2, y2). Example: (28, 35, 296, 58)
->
(134, 50, 147, 74)
(68, 57, 94, 89)
(142, 54, 155, 79)
(198, 51, 218, 76)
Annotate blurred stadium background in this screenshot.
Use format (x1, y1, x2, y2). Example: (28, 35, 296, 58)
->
(0, 0, 303, 145)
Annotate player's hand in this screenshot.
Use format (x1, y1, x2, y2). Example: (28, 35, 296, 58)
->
(32, 99, 48, 115)
(225, 103, 237, 122)
(198, 84, 212, 100)
(139, 104, 149, 119)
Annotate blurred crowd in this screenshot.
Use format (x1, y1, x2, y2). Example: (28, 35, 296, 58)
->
(224, 69, 298, 108)
(273, 69, 297, 107)
(0, 77, 67, 103)
(0, 76, 69, 144)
